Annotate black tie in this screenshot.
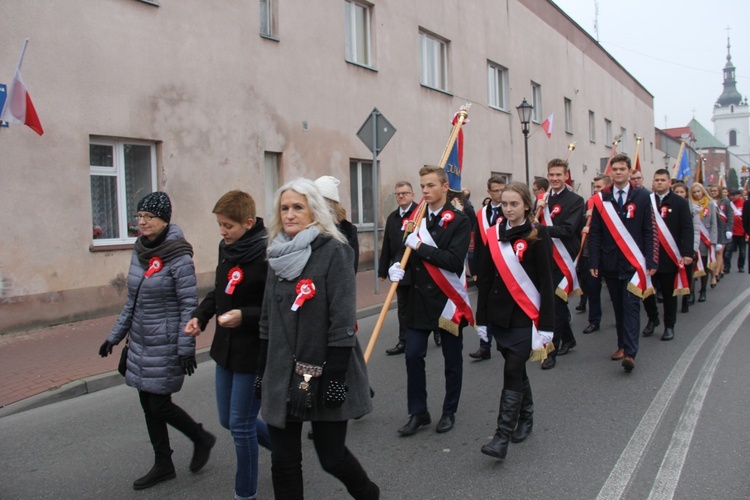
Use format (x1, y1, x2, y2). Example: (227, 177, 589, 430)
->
(617, 190, 625, 209)
(490, 207, 499, 225)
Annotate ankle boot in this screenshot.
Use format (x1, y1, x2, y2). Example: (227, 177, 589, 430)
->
(326, 448, 380, 500)
(481, 390, 523, 460)
(511, 380, 534, 443)
(133, 457, 176, 490)
(190, 424, 216, 473)
(681, 296, 689, 313)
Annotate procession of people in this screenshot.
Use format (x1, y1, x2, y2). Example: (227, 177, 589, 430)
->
(97, 146, 750, 498)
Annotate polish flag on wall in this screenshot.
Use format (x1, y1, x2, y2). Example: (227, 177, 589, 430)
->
(0, 40, 43, 136)
(541, 113, 553, 138)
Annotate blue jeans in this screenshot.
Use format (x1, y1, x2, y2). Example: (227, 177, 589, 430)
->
(215, 364, 271, 500)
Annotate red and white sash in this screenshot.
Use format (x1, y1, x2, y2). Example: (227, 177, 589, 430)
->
(477, 204, 502, 246)
(540, 202, 582, 301)
(417, 219, 475, 335)
(650, 194, 690, 295)
(592, 192, 654, 298)
(698, 221, 717, 271)
(487, 225, 553, 362)
(693, 250, 706, 278)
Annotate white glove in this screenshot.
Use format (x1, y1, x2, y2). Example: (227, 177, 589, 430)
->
(476, 325, 489, 343)
(726, 231, 733, 240)
(405, 232, 420, 250)
(532, 330, 553, 351)
(716, 244, 723, 251)
(388, 262, 405, 282)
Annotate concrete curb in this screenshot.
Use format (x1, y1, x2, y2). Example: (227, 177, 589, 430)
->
(0, 301, 397, 419)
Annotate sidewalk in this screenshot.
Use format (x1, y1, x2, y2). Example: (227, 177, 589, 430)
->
(0, 269, 394, 417)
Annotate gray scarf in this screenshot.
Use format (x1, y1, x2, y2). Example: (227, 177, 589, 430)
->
(267, 226, 320, 281)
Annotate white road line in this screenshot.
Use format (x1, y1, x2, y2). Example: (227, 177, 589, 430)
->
(647, 304, 750, 500)
(596, 287, 750, 500)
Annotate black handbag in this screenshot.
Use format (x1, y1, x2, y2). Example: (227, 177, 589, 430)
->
(287, 360, 324, 418)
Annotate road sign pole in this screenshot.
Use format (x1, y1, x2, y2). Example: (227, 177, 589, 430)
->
(372, 110, 380, 295)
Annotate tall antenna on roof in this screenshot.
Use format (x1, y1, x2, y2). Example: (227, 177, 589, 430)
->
(594, 1, 600, 42)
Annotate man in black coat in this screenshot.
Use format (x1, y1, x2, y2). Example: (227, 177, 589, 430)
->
(642, 169, 694, 341)
(388, 166, 471, 436)
(536, 158, 585, 370)
(468, 175, 505, 360)
(589, 154, 658, 373)
(379, 181, 417, 355)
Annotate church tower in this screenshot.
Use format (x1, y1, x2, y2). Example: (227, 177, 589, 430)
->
(712, 36, 750, 170)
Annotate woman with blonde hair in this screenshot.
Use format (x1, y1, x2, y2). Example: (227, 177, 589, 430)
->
(690, 183, 718, 303)
(256, 178, 378, 499)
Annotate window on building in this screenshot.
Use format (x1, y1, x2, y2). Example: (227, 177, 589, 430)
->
(531, 82, 542, 123)
(605, 119, 612, 146)
(90, 139, 157, 244)
(264, 152, 281, 219)
(345, 0, 371, 66)
(588, 111, 595, 143)
(564, 98, 572, 134)
(487, 61, 508, 111)
(419, 30, 448, 92)
(260, 0, 277, 38)
(350, 160, 374, 225)
(729, 130, 737, 146)
(620, 127, 627, 153)
(490, 171, 512, 184)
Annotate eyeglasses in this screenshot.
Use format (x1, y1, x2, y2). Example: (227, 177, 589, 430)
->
(394, 191, 413, 196)
(133, 214, 158, 221)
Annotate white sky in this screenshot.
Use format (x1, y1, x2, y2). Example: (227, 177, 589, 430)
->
(551, 0, 750, 132)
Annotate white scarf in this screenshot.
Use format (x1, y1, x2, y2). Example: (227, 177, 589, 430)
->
(267, 226, 321, 281)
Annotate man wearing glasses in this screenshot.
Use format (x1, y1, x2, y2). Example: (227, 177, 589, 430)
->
(380, 181, 417, 355)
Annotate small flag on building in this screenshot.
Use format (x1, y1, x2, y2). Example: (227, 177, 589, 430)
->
(541, 113, 554, 138)
(0, 39, 43, 136)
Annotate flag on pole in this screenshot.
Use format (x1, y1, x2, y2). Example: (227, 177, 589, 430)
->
(632, 138, 642, 172)
(694, 156, 704, 185)
(603, 137, 621, 176)
(445, 112, 465, 192)
(0, 39, 43, 136)
(674, 142, 692, 185)
(541, 113, 554, 138)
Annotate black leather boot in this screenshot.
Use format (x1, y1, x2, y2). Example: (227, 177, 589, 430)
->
(133, 456, 176, 490)
(681, 296, 689, 313)
(511, 380, 534, 443)
(326, 448, 380, 500)
(481, 390, 523, 460)
(189, 424, 216, 473)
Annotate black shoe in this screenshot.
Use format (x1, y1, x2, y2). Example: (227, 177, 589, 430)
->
(398, 413, 431, 436)
(739, 268, 745, 273)
(642, 319, 659, 337)
(433, 331, 441, 346)
(698, 290, 707, 302)
(541, 356, 556, 370)
(687, 292, 695, 305)
(133, 460, 176, 490)
(469, 347, 491, 360)
(583, 323, 600, 334)
(661, 327, 674, 341)
(681, 300, 689, 313)
(386, 341, 405, 355)
(575, 302, 586, 313)
(557, 340, 576, 356)
(481, 390, 523, 460)
(435, 413, 455, 433)
(190, 425, 216, 473)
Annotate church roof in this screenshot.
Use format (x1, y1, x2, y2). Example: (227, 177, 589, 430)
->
(716, 37, 743, 107)
(688, 118, 727, 149)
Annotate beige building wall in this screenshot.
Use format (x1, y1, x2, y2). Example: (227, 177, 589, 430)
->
(0, 0, 654, 332)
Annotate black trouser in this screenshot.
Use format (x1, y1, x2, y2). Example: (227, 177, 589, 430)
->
(643, 271, 678, 328)
(550, 271, 575, 358)
(396, 284, 409, 343)
(268, 420, 373, 500)
(138, 390, 202, 461)
(725, 235, 746, 272)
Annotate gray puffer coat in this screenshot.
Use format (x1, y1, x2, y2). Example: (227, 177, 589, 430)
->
(107, 224, 198, 395)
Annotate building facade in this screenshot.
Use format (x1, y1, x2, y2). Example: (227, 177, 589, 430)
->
(0, 0, 654, 332)
(712, 37, 750, 171)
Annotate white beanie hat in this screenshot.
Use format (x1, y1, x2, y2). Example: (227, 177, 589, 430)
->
(314, 175, 341, 203)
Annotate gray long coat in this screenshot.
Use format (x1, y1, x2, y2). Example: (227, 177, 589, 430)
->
(697, 201, 718, 257)
(107, 224, 198, 395)
(259, 235, 372, 429)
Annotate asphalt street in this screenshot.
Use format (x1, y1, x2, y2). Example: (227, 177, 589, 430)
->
(2, 274, 750, 499)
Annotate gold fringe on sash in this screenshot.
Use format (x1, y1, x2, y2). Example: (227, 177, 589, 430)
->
(528, 342, 555, 364)
(673, 287, 690, 296)
(693, 268, 706, 278)
(627, 283, 655, 299)
(438, 317, 461, 336)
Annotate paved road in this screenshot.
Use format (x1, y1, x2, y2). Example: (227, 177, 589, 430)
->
(2, 274, 750, 499)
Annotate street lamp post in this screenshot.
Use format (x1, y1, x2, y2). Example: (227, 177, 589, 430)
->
(516, 98, 534, 186)
(663, 153, 670, 169)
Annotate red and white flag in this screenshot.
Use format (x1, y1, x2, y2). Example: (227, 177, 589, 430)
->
(1, 39, 43, 136)
(541, 113, 553, 138)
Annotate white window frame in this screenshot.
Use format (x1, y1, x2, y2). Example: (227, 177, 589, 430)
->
(260, 0, 277, 38)
(419, 30, 449, 92)
(605, 118, 612, 147)
(487, 61, 508, 111)
(491, 171, 512, 185)
(531, 82, 542, 123)
(263, 152, 281, 220)
(345, 0, 372, 67)
(564, 97, 573, 134)
(588, 110, 596, 143)
(89, 138, 157, 246)
(350, 159, 375, 226)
